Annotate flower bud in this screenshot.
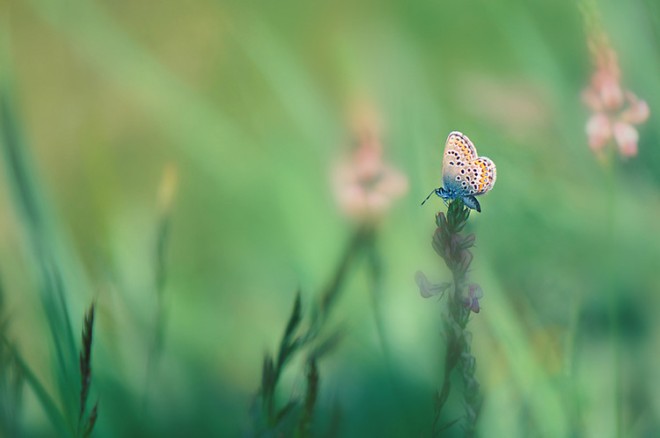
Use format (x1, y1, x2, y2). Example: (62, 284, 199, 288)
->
(621, 93, 650, 124)
(586, 113, 611, 152)
(435, 212, 447, 230)
(458, 250, 473, 273)
(463, 283, 483, 313)
(598, 73, 624, 110)
(461, 234, 476, 249)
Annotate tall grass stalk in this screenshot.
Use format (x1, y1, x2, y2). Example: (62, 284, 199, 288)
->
(0, 57, 79, 432)
(78, 304, 98, 438)
(0, 280, 25, 437)
(253, 226, 369, 436)
(143, 165, 177, 409)
(1, 337, 67, 434)
(364, 232, 417, 432)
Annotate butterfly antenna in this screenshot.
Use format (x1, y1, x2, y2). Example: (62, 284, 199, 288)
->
(420, 189, 436, 206)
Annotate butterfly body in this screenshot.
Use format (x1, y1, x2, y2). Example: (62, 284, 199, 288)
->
(422, 131, 496, 212)
(433, 187, 482, 212)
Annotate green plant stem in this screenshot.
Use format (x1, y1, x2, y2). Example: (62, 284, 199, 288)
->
(297, 357, 319, 438)
(321, 226, 371, 308)
(143, 214, 171, 411)
(314, 225, 371, 332)
(604, 159, 622, 438)
(365, 237, 417, 435)
(429, 201, 480, 436)
(259, 226, 368, 433)
(365, 237, 388, 358)
(432, 269, 466, 435)
(566, 288, 584, 434)
(0, 74, 78, 433)
(1, 336, 68, 435)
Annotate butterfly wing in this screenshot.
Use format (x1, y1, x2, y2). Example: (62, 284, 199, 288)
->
(442, 131, 479, 196)
(461, 156, 496, 196)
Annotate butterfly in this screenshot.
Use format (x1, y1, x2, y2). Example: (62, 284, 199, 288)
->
(421, 131, 496, 212)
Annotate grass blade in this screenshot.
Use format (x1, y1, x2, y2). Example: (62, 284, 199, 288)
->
(1, 336, 67, 435)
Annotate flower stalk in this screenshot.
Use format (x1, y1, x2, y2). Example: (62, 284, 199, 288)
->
(253, 101, 409, 436)
(419, 199, 482, 437)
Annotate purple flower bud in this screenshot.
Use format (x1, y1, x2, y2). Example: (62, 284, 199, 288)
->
(450, 234, 462, 254)
(463, 283, 483, 313)
(459, 250, 473, 273)
(432, 231, 445, 256)
(461, 233, 476, 249)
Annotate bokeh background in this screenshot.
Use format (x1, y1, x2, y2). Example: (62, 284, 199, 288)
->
(1, 0, 660, 436)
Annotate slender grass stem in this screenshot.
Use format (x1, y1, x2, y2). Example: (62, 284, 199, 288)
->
(0, 336, 68, 435)
(604, 158, 623, 438)
(257, 226, 369, 434)
(365, 237, 417, 434)
(316, 225, 371, 327)
(143, 214, 171, 411)
(0, 73, 78, 433)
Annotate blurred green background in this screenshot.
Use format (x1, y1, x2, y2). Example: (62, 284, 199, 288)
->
(1, 0, 660, 436)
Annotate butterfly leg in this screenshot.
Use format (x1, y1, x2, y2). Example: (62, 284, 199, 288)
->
(420, 189, 436, 206)
(420, 188, 445, 206)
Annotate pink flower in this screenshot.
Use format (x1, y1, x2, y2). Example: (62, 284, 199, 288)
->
(332, 105, 408, 222)
(613, 122, 639, 157)
(588, 48, 623, 110)
(620, 93, 650, 124)
(582, 37, 649, 159)
(586, 113, 611, 153)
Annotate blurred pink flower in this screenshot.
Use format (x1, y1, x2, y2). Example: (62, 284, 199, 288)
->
(332, 106, 408, 222)
(613, 122, 638, 157)
(586, 113, 611, 152)
(582, 38, 649, 159)
(620, 93, 650, 124)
